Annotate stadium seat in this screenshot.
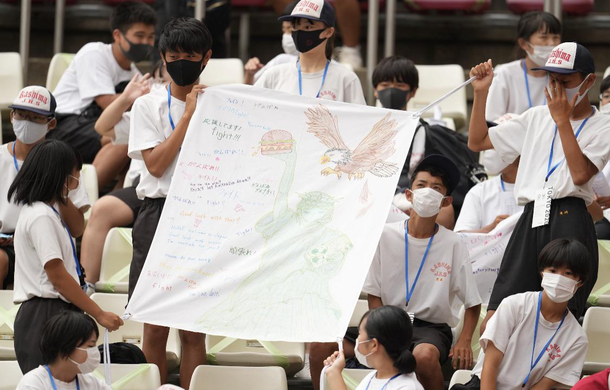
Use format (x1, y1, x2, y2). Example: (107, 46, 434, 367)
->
(1, 110, 3, 144)
(0, 360, 22, 390)
(582, 306, 610, 374)
(0, 290, 18, 361)
(95, 228, 133, 294)
(506, 0, 594, 16)
(90, 293, 182, 372)
(604, 67, 610, 79)
(588, 240, 610, 307)
(449, 370, 474, 388)
(0, 52, 23, 111)
(451, 304, 487, 363)
(81, 164, 99, 223)
(322, 368, 374, 389)
(199, 59, 245, 87)
(407, 65, 468, 129)
(46, 53, 75, 93)
(405, 0, 490, 13)
(206, 335, 305, 377)
(93, 363, 161, 389)
(349, 299, 368, 327)
(190, 365, 288, 390)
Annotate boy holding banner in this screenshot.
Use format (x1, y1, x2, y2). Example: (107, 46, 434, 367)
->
(127, 18, 211, 388)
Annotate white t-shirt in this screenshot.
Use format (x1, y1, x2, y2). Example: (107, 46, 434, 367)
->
(454, 175, 523, 232)
(54, 42, 139, 115)
(486, 60, 548, 121)
(111, 111, 143, 185)
(356, 371, 424, 390)
(13, 202, 81, 304)
(0, 143, 90, 234)
(363, 220, 482, 327)
(17, 366, 111, 390)
(488, 105, 610, 205)
(472, 291, 587, 389)
(253, 53, 297, 83)
(128, 85, 185, 199)
(254, 59, 366, 105)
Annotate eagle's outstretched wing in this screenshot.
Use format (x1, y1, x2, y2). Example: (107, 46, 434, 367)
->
(305, 104, 350, 150)
(349, 113, 399, 177)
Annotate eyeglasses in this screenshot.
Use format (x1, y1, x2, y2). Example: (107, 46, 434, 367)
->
(12, 109, 53, 124)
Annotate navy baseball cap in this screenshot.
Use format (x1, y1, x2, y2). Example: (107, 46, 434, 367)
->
(9, 86, 57, 116)
(413, 154, 461, 195)
(278, 0, 336, 27)
(532, 42, 595, 75)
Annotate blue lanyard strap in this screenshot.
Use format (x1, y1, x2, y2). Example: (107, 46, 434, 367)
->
(12, 142, 19, 172)
(500, 176, 506, 192)
(366, 373, 401, 390)
(168, 83, 176, 131)
(45, 365, 80, 390)
(298, 60, 330, 98)
(546, 106, 595, 182)
(522, 60, 547, 109)
(523, 292, 567, 388)
(49, 206, 85, 289)
(405, 220, 436, 306)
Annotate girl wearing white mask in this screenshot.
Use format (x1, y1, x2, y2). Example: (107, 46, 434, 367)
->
(16, 311, 110, 390)
(453, 239, 589, 390)
(485, 11, 561, 121)
(323, 305, 423, 390)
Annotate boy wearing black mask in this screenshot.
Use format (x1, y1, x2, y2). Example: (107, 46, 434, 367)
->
(373, 56, 419, 111)
(127, 17, 211, 388)
(50, 1, 156, 189)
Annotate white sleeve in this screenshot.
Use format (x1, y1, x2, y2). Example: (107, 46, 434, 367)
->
(112, 112, 131, 145)
(16, 374, 45, 390)
(344, 77, 366, 105)
(582, 123, 610, 172)
(454, 187, 483, 231)
(543, 338, 588, 387)
(76, 50, 117, 100)
(488, 111, 528, 165)
(254, 68, 274, 90)
(128, 98, 163, 161)
(485, 67, 510, 122)
(479, 295, 519, 353)
(362, 243, 382, 298)
(29, 215, 66, 267)
(452, 242, 482, 309)
(354, 372, 376, 390)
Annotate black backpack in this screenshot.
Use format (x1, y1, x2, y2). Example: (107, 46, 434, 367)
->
(399, 119, 487, 217)
(98, 342, 147, 364)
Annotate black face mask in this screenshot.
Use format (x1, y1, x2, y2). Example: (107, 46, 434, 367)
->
(165, 58, 205, 87)
(291, 29, 327, 53)
(120, 35, 152, 63)
(377, 88, 410, 110)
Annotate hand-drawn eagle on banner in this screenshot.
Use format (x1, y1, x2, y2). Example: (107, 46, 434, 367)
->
(305, 104, 400, 180)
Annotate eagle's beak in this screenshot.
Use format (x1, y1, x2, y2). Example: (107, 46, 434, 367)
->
(320, 156, 330, 164)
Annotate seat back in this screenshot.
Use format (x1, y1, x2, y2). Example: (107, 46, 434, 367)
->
(96, 228, 133, 293)
(506, 0, 594, 15)
(348, 299, 368, 327)
(0, 53, 23, 110)
(190, 365, 288, 390)
(81, 164, 99, 205)
(604, 67, 610, 80)
(405, 0, 490, 12)
(199, 59, 245, 86)
(0, 360, 22, 390)
(583, 307, 610, 373)
(46, 53, 75, 92)
(0, 290, 19, 353)
(589, 240, 610, 306)
(407, 64, 467, 129)
(449, 369, 473, 388)
(93, 363, 161, 389)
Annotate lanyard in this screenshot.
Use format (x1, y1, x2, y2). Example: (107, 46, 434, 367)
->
(365, 373, 401, 390)
(522, 292, 567, 388)
(546, 106, 594, 183)
(167, 83, 176, 131)
(45, 365, 80, 390)
(500, 176, 506, 192)
(522, 60, 547, 109)
(298, 60, 330, 98)
(49, 206, 86, 290)
(404, 220, 436, 306)
(12, 142, 19, 172)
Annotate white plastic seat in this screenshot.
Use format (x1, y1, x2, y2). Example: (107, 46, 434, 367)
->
(89, 293, 181, 372)
(451, 304, 487, 364)
(0, 290, 19, 360)
(0, 53, 24, 110)
(95, 228, 133, 294)
(46, 53, 75, 92)
(92, 363, 161, 389)
(206, 335, 305, 377)
(81, 164, 99, 223)
(407, 64, 467, 129)
(582, 306, 610, 374)
(0, 360, 22, 390)
(190, 365, 288, 390)
(604, 66, 610, 79)
(449, 369, 473, 388)
(349, 299, 369, 327)
(199, 58, 245, 86)
(589, 240, 610, 307)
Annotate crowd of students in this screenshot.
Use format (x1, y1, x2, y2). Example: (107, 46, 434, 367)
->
(2, 0, 610, 389)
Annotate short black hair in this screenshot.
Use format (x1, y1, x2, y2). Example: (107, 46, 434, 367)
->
(41, 311, 99, 365)
(8, 139, 82, 206)
(600, 75, 610, 95)
(110, 1, 157, 34)
(538, 238, 591, 283)
(372, 56, 419, 89)
(158, 17, 213, 57)
(517, 11, 562, 40)
(360, 306, 416, 374)
(410, 165, 450, 195)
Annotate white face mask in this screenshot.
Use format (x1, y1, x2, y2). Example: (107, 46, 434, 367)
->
(410, 188, 445, 218)
(63, 175, 81, 199)
(69, 346, 100, 374)
(354, 339, 373, 367)
(600, 103, 610, 114)
(282, 33, 298, 56)
(526, 42, 555, 67)
(541, 272, 579, 303)
(548, 75, 591, 107)
(12, 118, 49, 144)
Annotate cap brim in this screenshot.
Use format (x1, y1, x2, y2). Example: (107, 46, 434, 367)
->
(415, 154, 461, 195)
(530, 66, 579, 74)
(278, 14, 323, 22)
(8, 104, 54, 116)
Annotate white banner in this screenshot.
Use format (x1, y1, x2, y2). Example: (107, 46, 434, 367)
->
(458, 213, 522, 304)
(125, 85, 418, 342)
